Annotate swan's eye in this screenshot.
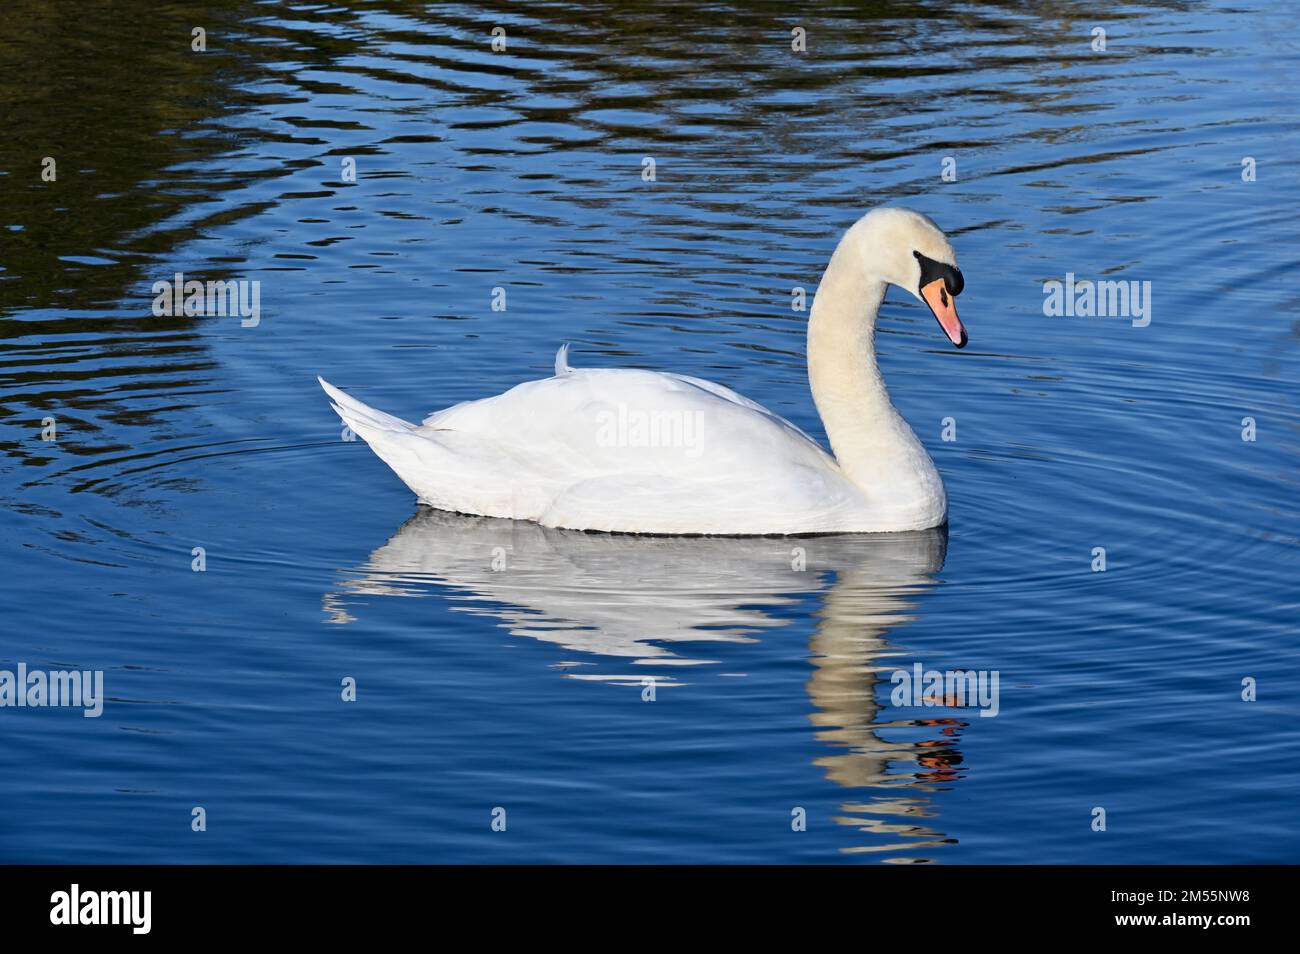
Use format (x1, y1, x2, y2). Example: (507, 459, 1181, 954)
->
(913, 250, 964, 298)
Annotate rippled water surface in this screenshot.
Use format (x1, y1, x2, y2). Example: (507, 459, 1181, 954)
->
(2, 1, 1298, 863)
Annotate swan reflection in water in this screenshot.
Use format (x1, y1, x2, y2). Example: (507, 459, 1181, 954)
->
(327, 508, 969, 859)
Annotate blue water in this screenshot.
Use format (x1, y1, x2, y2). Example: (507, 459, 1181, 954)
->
(1, 1, 1298, 863)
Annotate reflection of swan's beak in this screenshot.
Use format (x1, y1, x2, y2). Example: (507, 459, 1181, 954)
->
(922, 278, 967, 348)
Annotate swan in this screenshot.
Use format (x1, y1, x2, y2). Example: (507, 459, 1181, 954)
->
(319, 206, 968, 535)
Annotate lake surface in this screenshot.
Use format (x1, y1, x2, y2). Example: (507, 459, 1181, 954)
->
(1, 0, 1297, 863)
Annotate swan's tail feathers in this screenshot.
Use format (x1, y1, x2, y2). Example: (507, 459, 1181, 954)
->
(555, 342, 572, 376)
(318, 376, 416, 438)
(319, 376, 442, 502)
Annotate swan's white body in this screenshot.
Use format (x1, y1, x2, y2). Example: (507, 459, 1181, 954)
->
(320, 207, 965, 535)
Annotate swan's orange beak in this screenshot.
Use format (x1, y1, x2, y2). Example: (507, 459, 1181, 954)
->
(922, 278, 967, 349)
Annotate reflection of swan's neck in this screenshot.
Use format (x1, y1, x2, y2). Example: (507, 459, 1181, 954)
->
(804, 527, 949, 793)
(808, 237, 939, 505)
(806, 563, 901, 788)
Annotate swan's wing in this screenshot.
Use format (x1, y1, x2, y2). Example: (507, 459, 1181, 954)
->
(659, 371, 825, 448)
(400, 365, 865, 531)
(418, 367, 834, 476)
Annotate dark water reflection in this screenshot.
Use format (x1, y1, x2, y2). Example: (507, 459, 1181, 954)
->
(1, 0, 1298, 862)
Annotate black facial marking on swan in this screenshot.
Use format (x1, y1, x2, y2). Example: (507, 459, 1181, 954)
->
(913, 250, 964, 297)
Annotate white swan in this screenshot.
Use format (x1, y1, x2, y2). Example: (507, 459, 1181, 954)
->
(319, 206, 968, 535)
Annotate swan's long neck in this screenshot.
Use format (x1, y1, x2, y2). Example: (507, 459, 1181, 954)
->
(807, 235, 944, 522)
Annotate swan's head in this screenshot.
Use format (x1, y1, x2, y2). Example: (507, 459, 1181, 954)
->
(853, 207, 968, 348)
